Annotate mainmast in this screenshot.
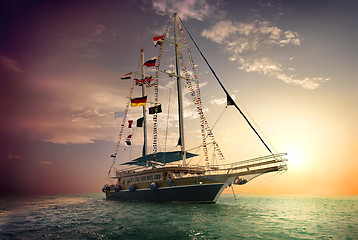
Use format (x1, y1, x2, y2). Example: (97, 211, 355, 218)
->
(141, 47, 148, 156)
(173, 13, 186, 166)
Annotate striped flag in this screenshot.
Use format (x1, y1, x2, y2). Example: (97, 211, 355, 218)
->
(121, 72, 132, 80)
(143, 57, 157, 67)
(130, 96, 147, 107)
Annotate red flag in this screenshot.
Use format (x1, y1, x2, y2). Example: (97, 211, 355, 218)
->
(143, 57, 157, 67)
(153, 36, 165, 47)
(128, 120, 133, 128)
(126, 134, 132, 145)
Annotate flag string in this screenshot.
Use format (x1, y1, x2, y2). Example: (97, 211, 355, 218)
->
(108, 74, 136, 175)
(177, 19, 225, 162)
(152, 17, 172, 161)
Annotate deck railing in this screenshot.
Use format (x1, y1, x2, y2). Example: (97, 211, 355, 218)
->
(113, 153, 287, 178)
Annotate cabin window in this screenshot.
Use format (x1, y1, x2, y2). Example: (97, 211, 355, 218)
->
(136, 177, 140, 182)
(154, 174, 161, 180)
(141, 176, 146, 181)
(147, 175, 153, 180)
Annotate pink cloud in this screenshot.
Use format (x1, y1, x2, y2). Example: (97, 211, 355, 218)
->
(41, 161, 53, 165)
(0, 55, 21, 72)
(6, 153, 24, 160)
(151, 0, 223, 20)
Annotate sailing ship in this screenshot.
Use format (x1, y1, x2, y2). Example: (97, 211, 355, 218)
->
(102, 13, 287, 203)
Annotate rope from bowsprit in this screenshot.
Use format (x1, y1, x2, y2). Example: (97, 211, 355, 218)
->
(108, 75, 136, 176)
(152, 18, 172, 162)
(177, 19, 225, 163)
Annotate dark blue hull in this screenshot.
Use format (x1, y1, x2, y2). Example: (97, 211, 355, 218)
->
(106, 183, 225, 203)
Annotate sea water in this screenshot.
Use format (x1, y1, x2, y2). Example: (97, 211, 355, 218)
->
(0, 194, 357, 239)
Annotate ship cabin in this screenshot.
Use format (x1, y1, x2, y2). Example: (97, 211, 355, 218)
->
(115, 151, 205, 187)
(116, 166, 206, 187)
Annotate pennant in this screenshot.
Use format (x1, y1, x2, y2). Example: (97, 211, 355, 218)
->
(177, 136, 181, 146)
(125, 135, 132, 145)
(121, 72, 132, 80)
(153, 36, 165, 47)
(131, 96, 147, 107)
(136, 117, 144, 127)
(227, 94, 235, 106)
(143, 57, 157, 67)
(149, 104, 162, 114)
(128, 120, 133, 128)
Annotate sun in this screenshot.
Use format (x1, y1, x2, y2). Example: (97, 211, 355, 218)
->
(287, 148, 303, 167)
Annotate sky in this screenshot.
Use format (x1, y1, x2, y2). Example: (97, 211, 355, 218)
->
(1, 0, 357, 196)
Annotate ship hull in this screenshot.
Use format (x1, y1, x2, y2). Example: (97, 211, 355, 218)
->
(106, 182, 228, 203)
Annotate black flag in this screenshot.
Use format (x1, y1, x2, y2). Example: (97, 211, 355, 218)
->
(149, 104, 162, 114)
(227, 94, 235, 106)
(136, 117, 144, 127)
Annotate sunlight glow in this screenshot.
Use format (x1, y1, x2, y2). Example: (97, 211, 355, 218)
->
(287, 148, 303, 168)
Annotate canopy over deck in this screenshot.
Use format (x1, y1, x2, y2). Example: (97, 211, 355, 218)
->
(121, 151, 198, 166)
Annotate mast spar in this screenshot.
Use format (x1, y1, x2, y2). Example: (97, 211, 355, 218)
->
(174, 13, 186, 166)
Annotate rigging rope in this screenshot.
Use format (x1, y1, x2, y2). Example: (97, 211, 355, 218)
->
(178, 17, 274, 155)
(235, 97, 280, 156)
(108, 73, 137, 176)
(212, 107, 227, 130)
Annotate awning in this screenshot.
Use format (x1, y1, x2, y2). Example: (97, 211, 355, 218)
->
(121, 151, 198, 166)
